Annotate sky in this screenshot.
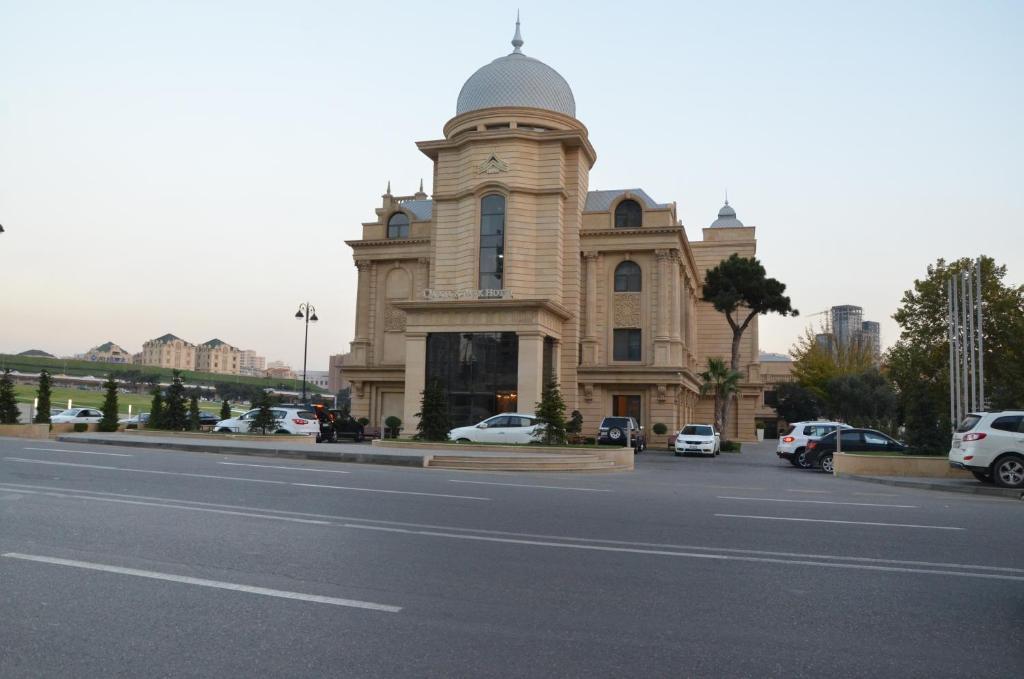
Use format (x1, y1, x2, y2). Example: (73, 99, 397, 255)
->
(1, 0, 1022, 370)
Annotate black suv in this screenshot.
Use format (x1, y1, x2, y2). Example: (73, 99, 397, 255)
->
(315, 407, 365, 443)
(597, 416, 646, 453)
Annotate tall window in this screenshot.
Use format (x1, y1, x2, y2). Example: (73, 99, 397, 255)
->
(387, 212, 410, 239)
(614, 199, 642, 228)
(613, 329, 642, 361)
(479, 194, 505, 290)
(614, 261, 642, 292)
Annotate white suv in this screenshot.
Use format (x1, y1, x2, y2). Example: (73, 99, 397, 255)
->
(776, 421, 852, 469)
(949, 411, 1024, 488)
(214, 407, 322, 439)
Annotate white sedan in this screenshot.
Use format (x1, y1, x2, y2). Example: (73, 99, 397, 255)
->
(448, 413, 543, 445)
(51, 408, 104, 424)
(673, 424, 720, 457)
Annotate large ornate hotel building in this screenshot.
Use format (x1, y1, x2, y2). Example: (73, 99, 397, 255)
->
(343, 22, 768, 441)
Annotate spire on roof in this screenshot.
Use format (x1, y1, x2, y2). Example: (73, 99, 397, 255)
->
(385, 180, 391, 195)
(724, 188, 729, 206)
(511, 11, 523, 54)
(419, 178, 424, 193)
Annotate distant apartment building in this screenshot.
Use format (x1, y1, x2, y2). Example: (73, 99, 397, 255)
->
(328, 352, 351, 393)
(304, 370, 331, 390)
(140, 334, 197, 370)
(196, 339, 241, 375)
(860, 321, 881, 359)
(265, 361, 295, 379)
(79, 341, 131, 364)
(239, 350, 266, 377)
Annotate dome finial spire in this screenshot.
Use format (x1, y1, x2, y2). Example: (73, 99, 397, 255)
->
(724, 188, 729, 206)
(511, 10, 524, 53)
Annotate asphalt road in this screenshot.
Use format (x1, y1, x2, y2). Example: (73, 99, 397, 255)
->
(1, 436, 1021, 678)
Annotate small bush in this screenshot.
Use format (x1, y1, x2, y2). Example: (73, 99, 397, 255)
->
(384, 415, 402, 438)
(73, 423, 88, 432)
(721, 440, 742, 453)
(357, 417, 370, 426)
(652, 422, 668, 435)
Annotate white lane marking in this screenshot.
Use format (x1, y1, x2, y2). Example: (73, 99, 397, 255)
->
(715, 514, 963, 530)
(783, 489, 830, 494)
(718, 496, 917, 508)
(448, 479, 612, 492)
(290, 482, 489, 501)
(23, 447, 133, 458)
(341, 524, 1021, 581)
(853, 492, 900, 497)
(1, 553, 400, 612)
(2, 459, 487, 500)
(218, 462, 351, 474)
(4, 481, 1014, 573)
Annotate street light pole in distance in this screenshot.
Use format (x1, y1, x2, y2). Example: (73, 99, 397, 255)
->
(295, 303, 318, 402)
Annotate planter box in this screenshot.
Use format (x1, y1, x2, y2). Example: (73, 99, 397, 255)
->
(372, 439, 634, 469)
(0, 423, 50, 439)
(834, 452, 971, 479)
(49, 423, 101, 434)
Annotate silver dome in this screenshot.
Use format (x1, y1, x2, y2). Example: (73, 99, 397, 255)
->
(455, 19, 576, 118)
(710, 201, 745, 228)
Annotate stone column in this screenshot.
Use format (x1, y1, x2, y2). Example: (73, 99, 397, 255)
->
(581, 252, 599, 366)
(350, 260, 373, 366)
(654, 249, 672, 365)
(517, 332, 545, 414)
(402, 333, 428, 433)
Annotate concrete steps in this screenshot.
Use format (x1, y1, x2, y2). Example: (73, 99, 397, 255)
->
(428, 454, 617, 472)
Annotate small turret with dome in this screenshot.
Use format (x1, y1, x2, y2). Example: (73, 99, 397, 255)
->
(710, 197, 745, 229)
(455, 14, 576, 118)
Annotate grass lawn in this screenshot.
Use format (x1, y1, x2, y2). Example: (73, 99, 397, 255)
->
(15, 385, 229, 417)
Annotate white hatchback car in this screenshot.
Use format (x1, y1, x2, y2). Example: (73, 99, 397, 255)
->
(51, 408, 104, 424)
(776, 421, 852, 468)
(448, 413, 543, 445)
(214, 407, 322, 438)
(674, 424, 720, 457)
(949, 411, 1024, 488)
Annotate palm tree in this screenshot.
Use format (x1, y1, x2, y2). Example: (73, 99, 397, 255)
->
(699, 358, 742, 436)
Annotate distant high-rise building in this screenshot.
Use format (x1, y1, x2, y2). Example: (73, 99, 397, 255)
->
(860, 321, 881, 360)
(830, 305, 864, 349)
(239, 350, 266, 377)
(817, 306, 881, 362)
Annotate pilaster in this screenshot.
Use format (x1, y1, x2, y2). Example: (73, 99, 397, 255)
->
(402, 333, 428, 432)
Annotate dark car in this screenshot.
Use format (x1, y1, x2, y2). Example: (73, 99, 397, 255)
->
(184, 411, 220, 427)
(312, 406, 365, 443)
(597, 416, 646, 453)
(804, 428, 909, 473)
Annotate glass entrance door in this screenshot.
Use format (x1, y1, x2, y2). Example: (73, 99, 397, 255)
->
(612, 395, 641, 422)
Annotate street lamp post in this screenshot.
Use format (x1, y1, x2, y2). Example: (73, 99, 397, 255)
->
(295, 303, 318, 402)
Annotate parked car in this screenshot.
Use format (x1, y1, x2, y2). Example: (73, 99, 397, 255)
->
(673, 424, 720, 457)
(187, 411, 220, 427)
(214, 406, 322, 439)
(804, 428, 909, 473)
(949, 411, 1024, 488)
(311, 406, 366, 443)
(776, 421, 852, 469)
(597, 416, 646, 453)
(118, 412, 151, 427)
(448, 413, 542, 445)
(51, 408, 104, 424)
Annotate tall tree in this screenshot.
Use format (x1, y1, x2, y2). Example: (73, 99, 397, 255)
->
(415, 379, 452, 441)
(220, 399, 231, 420)
(533, 377, 568, 445)
(248, 392, 278, 434)
(774, 382, 822, 424)
(99, 375, 120, 432)
(148, 388, 165, 429)
(824, 368, 896, 431)
(790, 326, 876, 401)
(702, 254, 797, 432)
(887, 256, 1024, 448)
(34, 369, 53, 424)
(188, 389, 201, 431)
(163, 370, 188, 431)
(0, 369, 20, 424)
(698, 358, 742, 436)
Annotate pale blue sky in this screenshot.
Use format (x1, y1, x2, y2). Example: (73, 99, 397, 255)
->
(1, 0, 1021, 369)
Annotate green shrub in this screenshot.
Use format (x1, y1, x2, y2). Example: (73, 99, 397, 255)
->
(384, 415, 402, 438)
(652, 422, 668, 435)
(357, 417, 370, 426)
(721, 440, 742, 453)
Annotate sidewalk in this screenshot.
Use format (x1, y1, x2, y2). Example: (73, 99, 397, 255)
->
(846, 474, 1024, 500)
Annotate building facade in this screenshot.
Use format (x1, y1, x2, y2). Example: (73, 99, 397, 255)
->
(79, 341, 131, 364)
(239, 350, 266, 377)
(195, 339, 241, 375)
(140, 334, 196, 370)
(343, 22, 766, 440)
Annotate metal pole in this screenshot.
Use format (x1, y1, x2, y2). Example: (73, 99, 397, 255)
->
(947, 279, 956, 431)
(951, 275, 961, 424)
(976, 259, 985, 411)
(301, 304, 309, 403)
(960, 272, 969, 416)
(965, 270, 975, 414)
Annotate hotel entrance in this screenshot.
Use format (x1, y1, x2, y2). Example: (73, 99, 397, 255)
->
(612, 394, 641, 422)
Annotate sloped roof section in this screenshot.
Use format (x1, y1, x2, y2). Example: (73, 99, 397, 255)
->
(584, 189, 669, 212)
(400, 200, 433, 221)
(152, 333, 185, 343)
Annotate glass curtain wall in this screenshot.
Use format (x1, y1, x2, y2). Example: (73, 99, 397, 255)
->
(426, 332, 519, 427)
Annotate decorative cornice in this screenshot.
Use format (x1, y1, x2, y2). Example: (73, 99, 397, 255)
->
(581, 227, 684, 237)
(347, 237, 431, 249)
(393, 297, 573, 321)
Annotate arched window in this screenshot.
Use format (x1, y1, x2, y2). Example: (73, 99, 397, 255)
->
(387, 212, 410, 239)
(479, 194, 505, 290)
(614, 261, 642, 292)
(614, 199, 643, 228)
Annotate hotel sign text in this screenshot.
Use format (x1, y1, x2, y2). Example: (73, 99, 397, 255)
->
(423, 289, 513, 300)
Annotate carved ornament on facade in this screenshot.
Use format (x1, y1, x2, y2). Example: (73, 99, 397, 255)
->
(479, 153, 509, 174)
(613, 293, 641, 328)
(384, 306, 407, 332)
(583, 383, 594, 402)
(657, 384, 667, 403)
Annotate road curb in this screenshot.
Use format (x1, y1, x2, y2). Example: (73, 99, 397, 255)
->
(54, 435, 428, 468)
(845, 474, 1024, 500)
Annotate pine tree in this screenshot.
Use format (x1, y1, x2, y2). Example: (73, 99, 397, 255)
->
(149, 388, 165, 429)
(249, 391, 278, 435)
(220, 400, 231, 420)
(533, 377, 568, 445)
(415, 379, 452, 441)
(164, 370, 188, 431)
(188, 390, 201, 431)
(0, 369, 20, 424)
(98, 375, 120, 432)
(34, 369, 53, 424)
